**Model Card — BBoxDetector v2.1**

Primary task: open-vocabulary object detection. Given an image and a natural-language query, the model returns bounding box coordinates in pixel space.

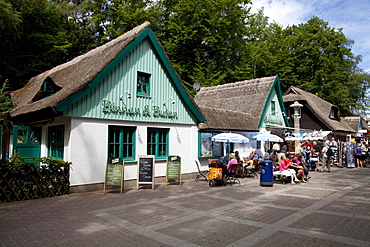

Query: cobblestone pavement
[1,166,370,247]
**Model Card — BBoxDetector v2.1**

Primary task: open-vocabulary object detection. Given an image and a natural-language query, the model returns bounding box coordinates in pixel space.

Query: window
[108,126,136,160]
[147,128,169,158]
[48,125,64,159]
[329,107,338,120]
[137,72,150,96]
[199,132,223,158]
[271,101,276,115]
[32,78,61,102]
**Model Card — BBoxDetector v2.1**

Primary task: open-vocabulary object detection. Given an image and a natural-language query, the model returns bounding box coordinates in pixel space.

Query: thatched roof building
[283,86,354,137]
[195,76,288,132]
[9,21,203,123]
[341,115,369,137]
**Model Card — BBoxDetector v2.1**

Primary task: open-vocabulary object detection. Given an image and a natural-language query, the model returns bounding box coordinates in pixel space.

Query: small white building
[8,22,205,192]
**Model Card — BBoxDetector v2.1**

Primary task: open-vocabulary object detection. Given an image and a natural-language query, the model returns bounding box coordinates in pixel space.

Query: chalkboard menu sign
[166,156,182,185]
[103,158,124,194]
[137,155,155,190]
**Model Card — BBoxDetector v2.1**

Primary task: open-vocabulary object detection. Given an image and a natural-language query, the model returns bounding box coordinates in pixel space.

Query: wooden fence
[0,157,70,202]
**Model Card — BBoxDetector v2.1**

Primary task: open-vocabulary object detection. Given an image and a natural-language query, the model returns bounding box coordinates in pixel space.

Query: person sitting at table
[227,153,238,168]
[249,149,262,160]
[234,151,241,162]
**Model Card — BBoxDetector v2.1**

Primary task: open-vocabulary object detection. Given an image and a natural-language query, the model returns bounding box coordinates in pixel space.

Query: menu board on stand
[166,155,182,185]
[103,158,124,194]
[137,155,155,190]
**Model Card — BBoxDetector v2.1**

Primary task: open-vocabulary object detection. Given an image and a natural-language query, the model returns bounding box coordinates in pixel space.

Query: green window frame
[108,126,136,161]
[147,128,169,159]
[198,132,224,158]
[47,125,64,159]
[137,71,150,96]
[271,101,276,115]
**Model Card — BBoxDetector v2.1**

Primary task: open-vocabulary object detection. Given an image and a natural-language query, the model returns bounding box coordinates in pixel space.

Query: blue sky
[250,0,370,73]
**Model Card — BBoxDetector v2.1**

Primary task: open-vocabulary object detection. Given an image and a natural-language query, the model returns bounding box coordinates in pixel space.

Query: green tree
[0,0,72,91]
[279,17,367,113]
[151,0,251,92]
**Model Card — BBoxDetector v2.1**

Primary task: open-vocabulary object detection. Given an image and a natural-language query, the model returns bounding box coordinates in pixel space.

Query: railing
[0,156,71,202]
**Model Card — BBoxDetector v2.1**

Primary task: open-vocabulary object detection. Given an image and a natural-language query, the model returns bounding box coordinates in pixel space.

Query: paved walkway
[1,166,370,247]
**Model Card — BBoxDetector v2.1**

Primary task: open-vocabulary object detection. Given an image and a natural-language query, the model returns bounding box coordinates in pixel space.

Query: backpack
[326,147,334,156]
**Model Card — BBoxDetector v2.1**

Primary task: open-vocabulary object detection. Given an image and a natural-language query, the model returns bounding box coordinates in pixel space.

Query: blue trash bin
[260,160,274,187]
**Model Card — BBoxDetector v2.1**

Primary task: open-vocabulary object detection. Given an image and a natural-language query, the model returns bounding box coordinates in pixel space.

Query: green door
[13,126,41,158]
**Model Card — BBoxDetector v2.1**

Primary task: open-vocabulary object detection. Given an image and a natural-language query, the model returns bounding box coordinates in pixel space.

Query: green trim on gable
[55,27,205,123]
[258,75,290,128]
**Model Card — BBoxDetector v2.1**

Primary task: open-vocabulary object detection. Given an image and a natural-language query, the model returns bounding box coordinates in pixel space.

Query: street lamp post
[290,101,303,148]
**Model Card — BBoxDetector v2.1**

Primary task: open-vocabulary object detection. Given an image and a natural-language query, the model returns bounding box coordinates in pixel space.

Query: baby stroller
[208,160,227,186]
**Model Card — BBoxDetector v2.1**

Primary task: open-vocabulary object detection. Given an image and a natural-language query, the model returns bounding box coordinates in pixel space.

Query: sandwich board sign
[137,155,155,190]
[166,155,182,185]
[103,157,124,194]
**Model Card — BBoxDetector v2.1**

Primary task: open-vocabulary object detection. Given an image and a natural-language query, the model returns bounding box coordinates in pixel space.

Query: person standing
[320,142,332,172]
[295,142,303,155]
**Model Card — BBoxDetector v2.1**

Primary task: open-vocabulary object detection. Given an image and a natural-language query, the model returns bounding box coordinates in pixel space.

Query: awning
[285,131,332,141]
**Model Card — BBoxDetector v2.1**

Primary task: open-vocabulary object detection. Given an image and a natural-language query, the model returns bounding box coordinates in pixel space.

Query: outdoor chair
[195,160,209,182]
[243,158,259,179]
[225,164,241,186]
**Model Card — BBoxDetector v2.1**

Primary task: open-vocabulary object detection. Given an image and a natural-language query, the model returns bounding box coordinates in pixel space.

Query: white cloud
[250,0,370,72]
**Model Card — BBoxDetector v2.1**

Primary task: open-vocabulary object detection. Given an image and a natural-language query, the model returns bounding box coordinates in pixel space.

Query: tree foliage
[0,0,369,115]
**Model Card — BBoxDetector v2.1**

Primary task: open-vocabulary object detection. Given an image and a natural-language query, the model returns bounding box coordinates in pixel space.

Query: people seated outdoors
[226,154,240,177]
[292,153,310,180]
[288,154,309,182]
[234,151,241,162]
[269,149,279,171]
[249,149,262,160]
[278,154,301,184]
[308,147,320,171]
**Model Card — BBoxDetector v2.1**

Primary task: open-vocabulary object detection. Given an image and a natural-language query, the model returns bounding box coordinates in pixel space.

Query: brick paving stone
[252,231,358,247]
[289,212,370,242]
[156,216,258,246]
[165,194,232,211]
[318,200,370,216]
[339,191,370,202]
[110,203,189,227]
[283,188,336,198]
[219,203,297,224]
[207,189,264,201]
[252,194,320,208]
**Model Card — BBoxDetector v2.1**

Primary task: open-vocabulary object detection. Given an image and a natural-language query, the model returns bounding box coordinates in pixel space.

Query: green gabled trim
[145,30,205,123]
[258,75,290,128]
[55,27,205,123]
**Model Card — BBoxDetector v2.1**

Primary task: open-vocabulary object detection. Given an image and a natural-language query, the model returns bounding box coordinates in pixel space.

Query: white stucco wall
[63,117,198,186]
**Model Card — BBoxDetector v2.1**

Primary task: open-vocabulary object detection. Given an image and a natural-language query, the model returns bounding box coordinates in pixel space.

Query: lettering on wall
[101,100,178,119]
[263,115,283,126]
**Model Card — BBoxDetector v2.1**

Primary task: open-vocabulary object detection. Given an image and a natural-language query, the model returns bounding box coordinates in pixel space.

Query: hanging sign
[137,155,155,190]
[166,155,182,185]
[103,158,124,194]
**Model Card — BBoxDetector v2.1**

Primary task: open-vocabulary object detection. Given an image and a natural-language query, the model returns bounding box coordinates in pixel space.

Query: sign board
[103,158,124,194]
[166,155,182,185]
[346,142,355,168]
[137,155,155,190]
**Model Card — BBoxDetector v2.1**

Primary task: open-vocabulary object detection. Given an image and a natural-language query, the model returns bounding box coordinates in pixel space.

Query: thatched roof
[10,22,151,119]
[195,76,277,131]
[198,107,257,131]
[341,116,369,132]
[283,86,354,133]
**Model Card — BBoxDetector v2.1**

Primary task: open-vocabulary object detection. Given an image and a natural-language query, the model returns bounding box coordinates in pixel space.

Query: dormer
[329,106,339,121]
[32,77,61,102]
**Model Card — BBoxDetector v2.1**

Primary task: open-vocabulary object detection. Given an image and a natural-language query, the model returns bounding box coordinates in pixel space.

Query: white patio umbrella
[252,133,283,142]
[212,133,250,143]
